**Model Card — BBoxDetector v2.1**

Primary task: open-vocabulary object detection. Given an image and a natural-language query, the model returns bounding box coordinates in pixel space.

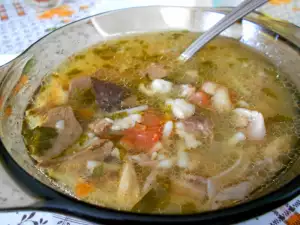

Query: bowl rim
[0,5,299,223]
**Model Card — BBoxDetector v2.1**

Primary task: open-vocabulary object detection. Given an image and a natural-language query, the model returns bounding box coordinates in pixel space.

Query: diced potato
[34,78,68,109]
[25,109,45,129]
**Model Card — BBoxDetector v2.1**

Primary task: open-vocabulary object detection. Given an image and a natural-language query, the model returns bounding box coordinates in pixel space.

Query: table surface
[0,0,299,224]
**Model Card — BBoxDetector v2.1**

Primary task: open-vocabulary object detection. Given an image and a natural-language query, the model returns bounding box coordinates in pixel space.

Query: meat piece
[92,78,129,112]
[211,182,251,210]
[141,63,168,80]
[121,95,138,108]
[88,118,113,136]
[182,115,214,139]
[84,137,109,151]
[38,106,83,162]
[68,76,92,98]
[39,139,113,167]
[171,178,206,200]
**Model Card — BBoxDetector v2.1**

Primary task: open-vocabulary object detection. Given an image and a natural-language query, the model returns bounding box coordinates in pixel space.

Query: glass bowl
[0,6,299,224]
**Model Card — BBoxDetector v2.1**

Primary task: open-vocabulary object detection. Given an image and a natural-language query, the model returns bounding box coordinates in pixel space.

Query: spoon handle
[178,0,268,62]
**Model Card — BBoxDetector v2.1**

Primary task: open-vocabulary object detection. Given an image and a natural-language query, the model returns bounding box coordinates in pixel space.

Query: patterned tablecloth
[0,0,299,225]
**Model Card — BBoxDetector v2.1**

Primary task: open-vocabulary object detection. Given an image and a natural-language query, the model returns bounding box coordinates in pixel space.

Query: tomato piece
[189,91,211,107]
[122,124,147,138]
[121,125,162,153]
[142,111,163,126]
[120,110,164,153]
[120,136,135,150]
[135,132,158,150]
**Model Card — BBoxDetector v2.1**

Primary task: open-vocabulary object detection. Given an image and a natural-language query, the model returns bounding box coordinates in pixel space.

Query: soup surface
[22,31,298,214]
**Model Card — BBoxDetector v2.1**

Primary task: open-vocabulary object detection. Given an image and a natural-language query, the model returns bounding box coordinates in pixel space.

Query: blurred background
[0,0,299,66]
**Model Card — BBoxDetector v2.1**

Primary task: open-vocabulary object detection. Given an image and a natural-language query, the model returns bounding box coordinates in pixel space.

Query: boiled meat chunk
[38,106,83,161]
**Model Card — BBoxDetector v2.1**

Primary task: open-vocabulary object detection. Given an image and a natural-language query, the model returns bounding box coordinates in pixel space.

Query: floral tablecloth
[0,0,299,224]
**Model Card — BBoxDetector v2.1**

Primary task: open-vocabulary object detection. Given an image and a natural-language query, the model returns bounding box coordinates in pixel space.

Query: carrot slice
[75,182,94,198]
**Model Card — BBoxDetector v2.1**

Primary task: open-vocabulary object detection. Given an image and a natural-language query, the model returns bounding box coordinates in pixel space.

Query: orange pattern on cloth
[286,213,300,225]
[79,5,89,10]
[38,5,74,19]
[269,0,292,5]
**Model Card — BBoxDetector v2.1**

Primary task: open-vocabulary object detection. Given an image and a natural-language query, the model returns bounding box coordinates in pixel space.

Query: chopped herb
[101,55,115,60]
[198,61,217,76]
[51,73,59,78]
[119,147,127,161]
[92,48,104,56]
[110,111,128,120]
[92,163,104,176]
[23,125,58,156]
[118,40,129,44]
[74,55,86,60]
[139,50,165,62]
[102,63,113,69]
[262,87,277,99]
[170,32,184,40]
[264,67,277,77]
[142,43,149,49]
[45,27,57,32]
[77,134,88,146]
[208,45,217,50]
[181,202,198,214]
[67,68,82,77]
[22,58,35,75]
[92,46,118,60]
[237,57,249,63]
[265,114,293,124]
[201,60,217,69]
[70,88,96,106]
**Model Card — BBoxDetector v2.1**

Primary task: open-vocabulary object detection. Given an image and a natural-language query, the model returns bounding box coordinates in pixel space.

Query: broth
[22,31,298,214]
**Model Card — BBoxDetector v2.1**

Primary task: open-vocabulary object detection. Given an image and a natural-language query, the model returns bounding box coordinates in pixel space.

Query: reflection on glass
[160,7,192,28]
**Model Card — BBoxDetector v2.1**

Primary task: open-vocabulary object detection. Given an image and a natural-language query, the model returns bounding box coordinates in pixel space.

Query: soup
[22,31,298,214]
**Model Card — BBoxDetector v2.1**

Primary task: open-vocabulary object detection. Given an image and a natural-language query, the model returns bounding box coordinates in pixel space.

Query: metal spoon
[178,0,268,62]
